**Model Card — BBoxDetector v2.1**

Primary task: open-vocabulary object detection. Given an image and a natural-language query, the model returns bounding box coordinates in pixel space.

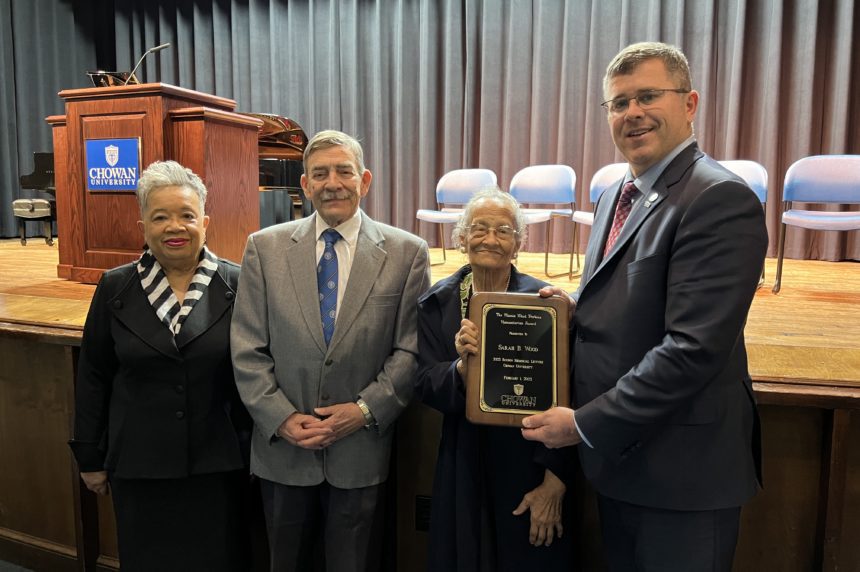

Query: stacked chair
[772,155,860,293]
[508,164,577,278]
[415,168,497,265]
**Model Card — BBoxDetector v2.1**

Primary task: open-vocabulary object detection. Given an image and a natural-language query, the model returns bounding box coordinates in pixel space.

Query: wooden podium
[48,83,262,283]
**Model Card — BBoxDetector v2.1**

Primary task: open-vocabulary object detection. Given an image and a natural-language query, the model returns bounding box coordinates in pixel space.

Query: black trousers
[260,478,384,572]
[597,494,741,572]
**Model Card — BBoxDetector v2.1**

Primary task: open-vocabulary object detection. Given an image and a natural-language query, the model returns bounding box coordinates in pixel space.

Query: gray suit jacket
[231,211,430,488]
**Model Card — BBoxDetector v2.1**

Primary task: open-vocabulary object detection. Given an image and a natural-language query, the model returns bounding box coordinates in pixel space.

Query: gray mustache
[320,190,352,200]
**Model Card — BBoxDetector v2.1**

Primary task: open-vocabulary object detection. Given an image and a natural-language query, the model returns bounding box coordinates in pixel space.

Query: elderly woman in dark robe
[415,187,574,571]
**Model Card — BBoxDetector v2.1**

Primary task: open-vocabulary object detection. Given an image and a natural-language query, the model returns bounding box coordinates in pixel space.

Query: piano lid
[19,152,56,196]
[240,113,308,161]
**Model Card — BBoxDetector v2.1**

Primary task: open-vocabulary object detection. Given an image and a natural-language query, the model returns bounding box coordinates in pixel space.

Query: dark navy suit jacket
[573,142,767,510]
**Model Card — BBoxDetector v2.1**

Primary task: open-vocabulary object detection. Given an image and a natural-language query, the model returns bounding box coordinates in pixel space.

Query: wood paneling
[80,112,148,253]
[736,405,824,570]
[168,107,261,264]
[0,334,80,570]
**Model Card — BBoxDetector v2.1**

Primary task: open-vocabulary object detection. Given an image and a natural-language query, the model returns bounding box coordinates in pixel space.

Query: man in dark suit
[231,130,430,571]
[522,42,768,570]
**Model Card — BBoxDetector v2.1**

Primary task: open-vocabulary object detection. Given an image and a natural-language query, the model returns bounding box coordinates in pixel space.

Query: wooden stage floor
[1,239,858,392]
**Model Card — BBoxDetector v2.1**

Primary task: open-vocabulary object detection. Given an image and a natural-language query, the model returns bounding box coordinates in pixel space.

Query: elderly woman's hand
[512,468,566,546]
[454,318,480,377]
[81,470,110,496]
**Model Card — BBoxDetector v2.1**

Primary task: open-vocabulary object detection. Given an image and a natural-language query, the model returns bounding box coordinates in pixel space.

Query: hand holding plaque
[465,292,570,427]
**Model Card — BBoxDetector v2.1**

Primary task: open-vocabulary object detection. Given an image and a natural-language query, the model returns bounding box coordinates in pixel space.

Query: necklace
[472,270,511,294]
[460,269,511,319]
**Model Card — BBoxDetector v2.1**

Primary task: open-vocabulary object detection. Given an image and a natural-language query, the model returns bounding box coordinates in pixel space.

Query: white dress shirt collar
[314,209,362,247]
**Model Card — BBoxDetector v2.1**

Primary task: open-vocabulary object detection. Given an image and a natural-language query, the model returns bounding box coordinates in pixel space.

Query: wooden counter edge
[0,321,83,346]
[753,380,860,409]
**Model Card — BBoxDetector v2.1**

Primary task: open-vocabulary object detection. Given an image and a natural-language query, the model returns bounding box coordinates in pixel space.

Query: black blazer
[70,258,250,479]
[573,143,767,511]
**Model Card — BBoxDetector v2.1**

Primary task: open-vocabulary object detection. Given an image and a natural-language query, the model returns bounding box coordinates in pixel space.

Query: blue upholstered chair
[415,168,497,265]
[571,162,627,276]
[719,160,768,203]
[772,155,860,293]
[719,160,769,286]
[508,164,577,278]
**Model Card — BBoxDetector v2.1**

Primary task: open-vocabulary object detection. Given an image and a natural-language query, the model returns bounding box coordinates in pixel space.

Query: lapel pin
[644,192,659,208]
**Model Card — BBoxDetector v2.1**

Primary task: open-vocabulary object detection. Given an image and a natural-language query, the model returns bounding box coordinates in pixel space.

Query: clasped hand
[277,403,366,449]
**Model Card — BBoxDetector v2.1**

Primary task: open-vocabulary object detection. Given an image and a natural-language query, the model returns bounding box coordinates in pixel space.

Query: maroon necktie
[603,182,638,257]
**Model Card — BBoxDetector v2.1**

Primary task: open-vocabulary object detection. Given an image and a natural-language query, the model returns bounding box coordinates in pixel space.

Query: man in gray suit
[231,130,430,571]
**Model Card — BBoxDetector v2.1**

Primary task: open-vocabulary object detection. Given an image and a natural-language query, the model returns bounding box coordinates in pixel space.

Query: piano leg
[42,220,54,246]
[18,218,26,246]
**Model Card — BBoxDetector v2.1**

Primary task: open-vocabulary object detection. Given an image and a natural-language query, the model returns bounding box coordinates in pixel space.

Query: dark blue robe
[415,264,574,572]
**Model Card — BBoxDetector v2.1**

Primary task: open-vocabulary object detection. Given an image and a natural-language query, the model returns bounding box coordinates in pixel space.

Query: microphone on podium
[123,43,171,86]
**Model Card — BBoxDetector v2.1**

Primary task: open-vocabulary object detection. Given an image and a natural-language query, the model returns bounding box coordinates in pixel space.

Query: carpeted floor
[0,562,33,572]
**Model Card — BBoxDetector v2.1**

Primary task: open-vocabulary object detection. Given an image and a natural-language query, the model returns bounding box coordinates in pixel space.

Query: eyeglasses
[468,223,518,240]
[601,88,690,115]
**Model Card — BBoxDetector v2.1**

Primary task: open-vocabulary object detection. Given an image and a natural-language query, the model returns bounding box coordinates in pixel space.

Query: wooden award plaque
[465,292,570,427]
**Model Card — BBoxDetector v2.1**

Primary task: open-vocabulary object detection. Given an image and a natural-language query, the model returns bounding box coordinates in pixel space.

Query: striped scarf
[136,246,219,336]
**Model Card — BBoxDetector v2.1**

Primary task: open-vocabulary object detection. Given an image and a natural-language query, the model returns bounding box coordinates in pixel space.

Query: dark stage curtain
[1,0,858,261]
[0,0,103,239]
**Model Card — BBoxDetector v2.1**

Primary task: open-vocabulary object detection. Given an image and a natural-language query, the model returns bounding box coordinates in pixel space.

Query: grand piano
[241,113,313,225]
[15,152,56,245]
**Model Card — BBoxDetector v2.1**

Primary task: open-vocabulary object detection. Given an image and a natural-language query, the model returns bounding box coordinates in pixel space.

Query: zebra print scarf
[136,246,219,336]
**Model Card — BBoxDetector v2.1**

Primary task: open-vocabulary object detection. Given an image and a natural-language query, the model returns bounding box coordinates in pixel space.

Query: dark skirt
[110,470,251,572]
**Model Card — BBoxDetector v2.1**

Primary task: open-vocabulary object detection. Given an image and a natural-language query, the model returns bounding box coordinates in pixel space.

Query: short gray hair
[603,41,692,99]
[303,129,366,174]
[452,187,527,248]
[136,160,207,214]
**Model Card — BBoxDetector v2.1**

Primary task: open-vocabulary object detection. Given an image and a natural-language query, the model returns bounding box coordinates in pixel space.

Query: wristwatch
[356,398,376,428]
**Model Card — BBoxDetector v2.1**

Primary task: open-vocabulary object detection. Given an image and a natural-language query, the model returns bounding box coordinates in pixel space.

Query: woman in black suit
[414,188,574,571]
[70,160,251,571]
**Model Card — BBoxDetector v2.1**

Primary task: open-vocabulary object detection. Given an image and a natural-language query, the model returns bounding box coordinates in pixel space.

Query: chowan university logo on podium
[85,138,141,191]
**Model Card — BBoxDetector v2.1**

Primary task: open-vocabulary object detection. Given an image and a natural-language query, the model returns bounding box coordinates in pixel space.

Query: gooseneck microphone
[123,43,171,86]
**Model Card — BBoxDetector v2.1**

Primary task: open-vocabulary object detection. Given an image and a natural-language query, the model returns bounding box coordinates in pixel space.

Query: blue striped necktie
[317,228,342,346]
